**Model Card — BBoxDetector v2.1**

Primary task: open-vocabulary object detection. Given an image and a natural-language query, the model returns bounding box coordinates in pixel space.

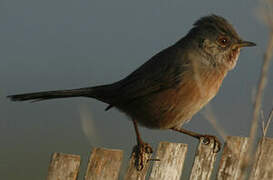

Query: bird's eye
[217,36,229,47]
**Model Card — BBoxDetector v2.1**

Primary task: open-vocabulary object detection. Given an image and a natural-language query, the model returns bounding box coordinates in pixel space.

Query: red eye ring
[218,36,229,46]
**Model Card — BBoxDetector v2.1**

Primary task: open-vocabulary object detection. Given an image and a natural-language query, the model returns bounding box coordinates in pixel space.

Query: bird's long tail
[7,87,95,102]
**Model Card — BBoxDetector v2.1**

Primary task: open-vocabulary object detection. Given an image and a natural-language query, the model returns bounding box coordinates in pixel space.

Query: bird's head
[187,15,256,70]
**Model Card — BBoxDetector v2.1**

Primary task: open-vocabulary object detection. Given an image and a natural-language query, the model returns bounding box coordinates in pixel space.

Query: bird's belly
[119,70,226,129]
[123,82,219,129]
[145,88,216,129]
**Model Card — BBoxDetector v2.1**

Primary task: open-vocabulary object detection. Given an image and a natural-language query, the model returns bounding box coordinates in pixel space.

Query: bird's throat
[227,48,240,70]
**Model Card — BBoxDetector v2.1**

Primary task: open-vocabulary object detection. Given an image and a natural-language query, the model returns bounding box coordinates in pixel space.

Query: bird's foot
[199,134,221,153]
[132,142,154,171]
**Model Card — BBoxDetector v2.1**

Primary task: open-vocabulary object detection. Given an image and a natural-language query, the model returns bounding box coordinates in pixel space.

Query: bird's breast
[146,68,227,129]
[121,67,227,129]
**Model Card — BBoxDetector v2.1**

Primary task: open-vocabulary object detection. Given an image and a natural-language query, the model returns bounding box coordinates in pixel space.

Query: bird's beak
[237,40,256,48]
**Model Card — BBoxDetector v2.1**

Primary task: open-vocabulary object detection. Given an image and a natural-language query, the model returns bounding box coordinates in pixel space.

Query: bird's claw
[199,135,221,153]
[132,142,153,171]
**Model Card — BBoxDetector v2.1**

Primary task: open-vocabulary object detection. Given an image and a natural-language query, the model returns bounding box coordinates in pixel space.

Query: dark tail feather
[7,87,94,102]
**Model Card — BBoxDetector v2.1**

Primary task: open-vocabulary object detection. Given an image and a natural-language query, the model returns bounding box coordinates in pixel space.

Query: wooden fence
[46,136,273,180]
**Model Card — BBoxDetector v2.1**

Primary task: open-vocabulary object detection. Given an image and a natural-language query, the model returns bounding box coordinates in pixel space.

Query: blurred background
[1,0,273,179]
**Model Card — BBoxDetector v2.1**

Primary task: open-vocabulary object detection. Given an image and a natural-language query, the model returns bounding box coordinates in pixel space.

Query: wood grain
[47,152,81,180]
[216,136,249,180]
[149,142,187,180]
[85,147,123,180]
[250,137,273,180]
[123,147,152,180]
[189,138,217,180]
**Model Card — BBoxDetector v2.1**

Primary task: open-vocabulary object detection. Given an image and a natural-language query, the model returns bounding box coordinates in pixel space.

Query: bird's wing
[105,45,187,108]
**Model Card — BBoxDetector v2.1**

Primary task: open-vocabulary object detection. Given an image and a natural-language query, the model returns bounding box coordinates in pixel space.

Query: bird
[8,14,256,170]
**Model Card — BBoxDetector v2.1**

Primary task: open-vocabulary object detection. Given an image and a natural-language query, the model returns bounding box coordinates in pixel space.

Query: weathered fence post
[149,142,188,180]
[46,137,273,179]
[47,153,81,180]
[189,138,217,180]
[85,147,123,180]
[124,148,152,180]
[216,136,249,180]
[250,137,273,180]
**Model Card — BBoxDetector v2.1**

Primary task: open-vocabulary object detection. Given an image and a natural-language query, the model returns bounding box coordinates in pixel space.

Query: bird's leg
[171,127,221,153]
[132,119,153,171]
